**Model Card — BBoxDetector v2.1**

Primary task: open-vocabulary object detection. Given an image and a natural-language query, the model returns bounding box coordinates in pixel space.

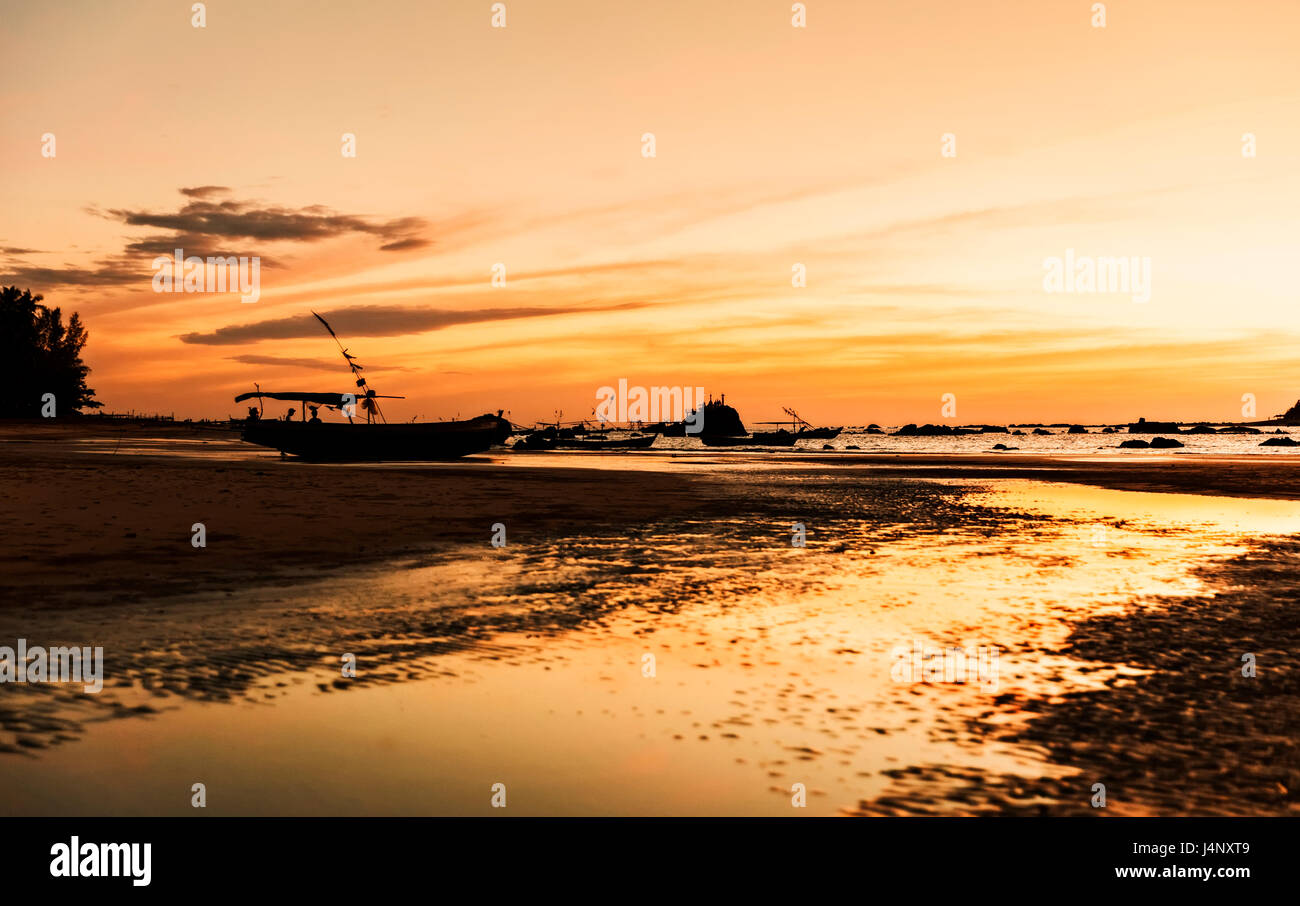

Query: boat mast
[782,407,811,431]
[312,311,386,424]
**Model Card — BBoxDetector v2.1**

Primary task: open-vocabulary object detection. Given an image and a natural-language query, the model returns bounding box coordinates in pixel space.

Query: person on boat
[246,407,259,422]
[307,406,321,424]
[284,407,296,422]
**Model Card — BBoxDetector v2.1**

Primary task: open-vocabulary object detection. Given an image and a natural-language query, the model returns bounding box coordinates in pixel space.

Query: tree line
[0,286,101,417]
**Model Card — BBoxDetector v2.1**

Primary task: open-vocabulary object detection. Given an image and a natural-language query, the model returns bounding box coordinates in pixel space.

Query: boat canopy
[235,391,350,405]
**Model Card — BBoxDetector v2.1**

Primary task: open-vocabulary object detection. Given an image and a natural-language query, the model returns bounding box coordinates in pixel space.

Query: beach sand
[1,421,1298,816]
[6,420,1300,606]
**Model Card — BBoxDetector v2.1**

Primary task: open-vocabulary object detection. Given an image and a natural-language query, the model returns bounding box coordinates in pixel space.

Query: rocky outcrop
[1276,400,1300,425]
[1113,436,1181,448]
[647,396,746,437]
[892,424,978,436]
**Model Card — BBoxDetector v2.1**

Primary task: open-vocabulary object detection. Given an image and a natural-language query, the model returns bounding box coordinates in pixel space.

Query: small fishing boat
[700,430,797,447]
[776,407,841,439]
[240,413,511,461]
[553,433,657,451]
[513,432,558,451]
[796,426,842,440]
[235,313,511,461]
[512,424,656,451]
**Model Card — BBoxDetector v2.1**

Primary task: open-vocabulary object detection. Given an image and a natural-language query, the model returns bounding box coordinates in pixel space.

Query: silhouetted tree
[0,286,102,416]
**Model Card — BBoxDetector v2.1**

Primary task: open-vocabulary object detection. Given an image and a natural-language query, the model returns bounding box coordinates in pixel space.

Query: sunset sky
[3,0,1298,425]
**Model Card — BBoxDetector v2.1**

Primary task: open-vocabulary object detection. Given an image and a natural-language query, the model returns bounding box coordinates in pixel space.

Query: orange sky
[3,0,1299,425]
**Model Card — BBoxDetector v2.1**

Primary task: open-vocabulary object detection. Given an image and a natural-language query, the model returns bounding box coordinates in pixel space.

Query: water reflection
[1,473,1295,815]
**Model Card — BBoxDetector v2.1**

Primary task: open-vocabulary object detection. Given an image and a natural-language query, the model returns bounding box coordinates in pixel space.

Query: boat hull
[552,434,657,451]
[240,415,511,461]
[700,432,798,447]
[797,427,842,440]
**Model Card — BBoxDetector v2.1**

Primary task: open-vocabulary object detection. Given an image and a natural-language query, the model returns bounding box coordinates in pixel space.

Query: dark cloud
[179,186,231,198]
[10,189,434,291]
[0,261,142,287]
[106,199,427,249]
[179,302,651,346]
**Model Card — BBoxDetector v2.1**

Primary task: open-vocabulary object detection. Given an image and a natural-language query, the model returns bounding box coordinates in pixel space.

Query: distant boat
[701,430,798,447]
[752,407,839,441]
[1127,417,1180,433]
[553,434,657,451]
[512,425,657,451]
[796,426,842,440]
[233,313,511,461]
[512,431,558,451]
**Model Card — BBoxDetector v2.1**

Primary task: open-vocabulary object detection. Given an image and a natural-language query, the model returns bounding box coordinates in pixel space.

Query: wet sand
[0,423,706,605]
[2,422,1298,816]
[793,453,1300,502]
[6,422,1300,606]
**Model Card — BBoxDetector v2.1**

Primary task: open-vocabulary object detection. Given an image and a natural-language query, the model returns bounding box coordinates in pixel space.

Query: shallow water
[1,467,1295,816]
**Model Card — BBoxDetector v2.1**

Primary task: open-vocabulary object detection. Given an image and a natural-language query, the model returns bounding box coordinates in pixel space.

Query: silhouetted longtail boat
[700,430,798,447]
[553,433,656,450]
[511,424,657,451]
[234,314,511,461]
[238,407,511,461]
[777,407,841,439]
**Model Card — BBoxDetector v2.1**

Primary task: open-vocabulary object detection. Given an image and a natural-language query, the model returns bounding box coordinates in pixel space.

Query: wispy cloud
[227,353,413,372]
[179,301,656,345]
[377,237,432,252]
